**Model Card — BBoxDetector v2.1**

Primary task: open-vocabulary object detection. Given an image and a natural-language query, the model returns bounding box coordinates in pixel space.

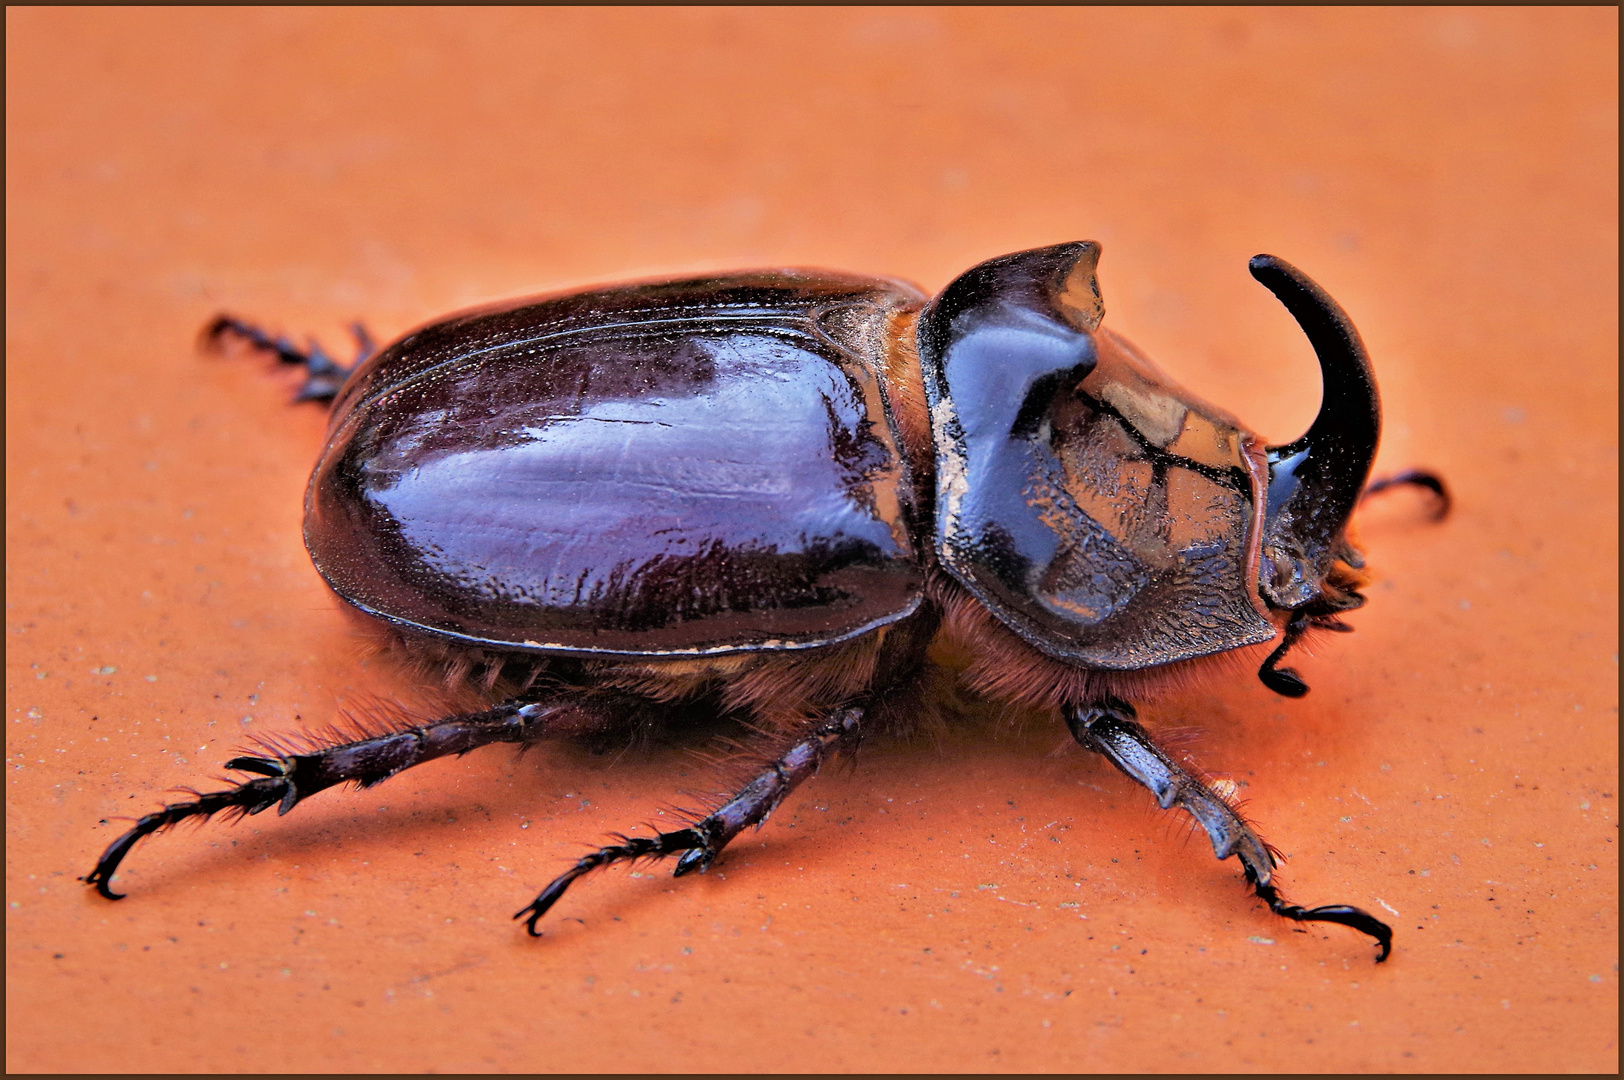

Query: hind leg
[86,699,562,899]
[516,704,865,935]
[201,314,376,403]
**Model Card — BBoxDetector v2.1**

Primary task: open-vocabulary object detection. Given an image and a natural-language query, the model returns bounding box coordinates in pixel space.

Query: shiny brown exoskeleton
[87,242,1448,962]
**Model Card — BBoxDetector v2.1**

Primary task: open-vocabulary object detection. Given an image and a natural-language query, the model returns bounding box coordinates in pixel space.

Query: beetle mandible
[87,242,1448,961]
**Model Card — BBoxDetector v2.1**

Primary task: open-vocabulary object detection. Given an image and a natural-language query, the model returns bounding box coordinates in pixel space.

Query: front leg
[1361,468,1451,520]
[516,704,865,935]
[1064,697,1392,962]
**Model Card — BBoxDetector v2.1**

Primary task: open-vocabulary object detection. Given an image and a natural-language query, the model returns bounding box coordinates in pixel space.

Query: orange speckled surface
[6,8,1616,1073]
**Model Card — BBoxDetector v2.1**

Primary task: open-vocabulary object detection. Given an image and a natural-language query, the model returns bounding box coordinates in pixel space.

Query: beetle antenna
[1258,615,1312,697]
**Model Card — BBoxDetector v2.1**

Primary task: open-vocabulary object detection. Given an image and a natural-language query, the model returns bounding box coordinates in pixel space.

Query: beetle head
[917,243,1380,672]
[1249,255,1380,616]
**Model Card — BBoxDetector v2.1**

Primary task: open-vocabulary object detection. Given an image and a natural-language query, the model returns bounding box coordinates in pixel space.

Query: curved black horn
[1251,255,1380,610]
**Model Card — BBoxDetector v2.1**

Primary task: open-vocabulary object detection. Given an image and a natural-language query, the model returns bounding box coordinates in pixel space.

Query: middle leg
[516,704,865,935]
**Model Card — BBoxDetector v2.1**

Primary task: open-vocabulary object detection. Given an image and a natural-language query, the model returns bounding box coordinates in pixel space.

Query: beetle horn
[1251,255,1380,610]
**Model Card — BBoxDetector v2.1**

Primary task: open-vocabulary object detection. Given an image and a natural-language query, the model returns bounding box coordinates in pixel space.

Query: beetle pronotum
[87,242,1445,961]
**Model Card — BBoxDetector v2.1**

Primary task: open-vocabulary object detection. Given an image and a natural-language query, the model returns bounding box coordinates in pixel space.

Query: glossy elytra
[87,242,1447,962]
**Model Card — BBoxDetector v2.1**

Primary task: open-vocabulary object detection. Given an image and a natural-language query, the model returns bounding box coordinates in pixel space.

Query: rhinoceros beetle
[87,242,1447,962]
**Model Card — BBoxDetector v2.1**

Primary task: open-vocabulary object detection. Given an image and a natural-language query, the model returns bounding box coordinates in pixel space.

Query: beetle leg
[200,314,374,403]
[1064,697,1392,962]
[515,704,865,936]
[85,700,560,900]
[1361,469,1451,520]
[346,321,378,366]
